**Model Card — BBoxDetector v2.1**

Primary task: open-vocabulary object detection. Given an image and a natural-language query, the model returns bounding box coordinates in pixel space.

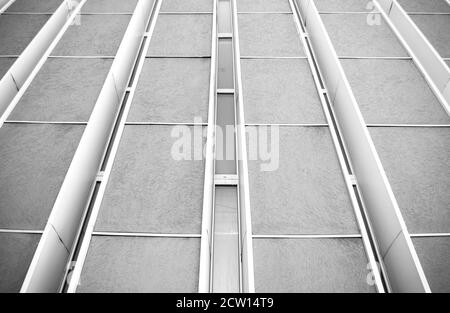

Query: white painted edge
[198,0,217,294]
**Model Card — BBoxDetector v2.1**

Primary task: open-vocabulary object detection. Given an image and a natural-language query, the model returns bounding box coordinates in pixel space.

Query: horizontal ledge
[410,233,450,238]
[240,56,306,59]
[237,12,293,14]
[146,55,211,58]
[5,120,88,125]
[407,12,450,15]
[159,12,212,15]
[245,123,328,127]
[124,122,208,126]
[92,232,201,238]
[48,55,116,59]
[0,229,44,235]
[366,124,450,128]
[1,12,53,15]
[319,11,380,14]
[2,12,133,15]
[338,56,413,60]
[253,234,362,239]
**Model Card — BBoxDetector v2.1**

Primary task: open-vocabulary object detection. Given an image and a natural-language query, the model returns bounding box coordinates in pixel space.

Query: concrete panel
[51,15,131,56]
[314,0,377,12]
[0,233,41,293]
[160,0,213,12]
[410,15,450,58]
[320,13,408,57]
[369,127,450,233]
[128,58,210,123]
[77,237,200,292]
[247,126,358,235]
[237,0,291,12]
[398,0,450,13]
[6,0,63,12]
[253,238,375,292]
[0,124,85,230]
[413,237,450,293]
[238,14,304,57]
[0,15,50,55]
[9,58,112,122]
[0,57,15,79]
[81,0,139,13]
[95,126,205,234]
[241,59,325,124]
[148,14,211,56]
[341,59,450,124]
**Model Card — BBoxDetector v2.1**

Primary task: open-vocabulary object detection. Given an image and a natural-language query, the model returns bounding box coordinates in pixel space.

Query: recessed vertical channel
[210,0,241,293]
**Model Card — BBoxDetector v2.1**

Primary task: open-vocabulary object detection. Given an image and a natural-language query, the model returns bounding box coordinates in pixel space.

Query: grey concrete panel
[10,58,112,122]
[237,0,291,12]
[51,15,131,56]
[6,0,63,12]
[148,15,212,57]
[95,126,205,234]
[238,14,304,57]
[0,124,85,230]
[253,238,375,292]
[314,0,378,12]
[0,233,41,293]
[411,15,450,58]
[241,59,325,124]
[399,0,450,13]
[0,57,15,79]
[320,13,408,57]
[78,237,200,292]
[369,127,450,233]
[81,0,139,13]
[0,15,50,55]
[247,126,358,235]
[413,237,450,293]
[160,0,213,12]
[446,60,450,67]
[128,58,210,123]
[341,59,450,124]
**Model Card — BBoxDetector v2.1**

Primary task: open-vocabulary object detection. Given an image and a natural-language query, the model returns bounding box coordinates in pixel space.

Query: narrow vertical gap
[60,181,101,293]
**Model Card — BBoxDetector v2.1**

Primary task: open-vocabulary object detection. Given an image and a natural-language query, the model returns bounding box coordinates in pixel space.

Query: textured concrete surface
[148,14,211,56]
[238,14,304,57]
[369,127,450,233]
[128,58,210,123]
[78,237,200,292]
[446,60,450,68]
[0,57,16,80]
[0,233,41,293]
[81,0,139,13]
[51,15,131,56]
[0,14,50,55]
[321,13,408,57]
[314,0,378,12]
[160,0,212,12]
[6,0,63,12]
[413,237,450,293]
[237,0,291,12]
[411,15,450,58]
[341,59,450,124]
[10,58,112,122]
[247,126,358,235]
[0,124,85,230]
[95,126,205,234]
[241,59,325,124]
[399,0,450,13]
[253,238,375,292]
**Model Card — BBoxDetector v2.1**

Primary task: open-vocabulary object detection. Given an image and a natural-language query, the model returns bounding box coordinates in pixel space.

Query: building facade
[0,0,449,293]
